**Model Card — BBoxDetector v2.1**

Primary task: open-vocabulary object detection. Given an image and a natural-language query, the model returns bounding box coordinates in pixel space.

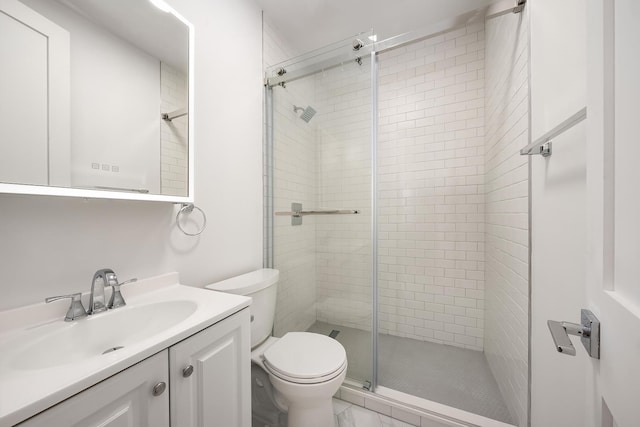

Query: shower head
[293,105,317,123]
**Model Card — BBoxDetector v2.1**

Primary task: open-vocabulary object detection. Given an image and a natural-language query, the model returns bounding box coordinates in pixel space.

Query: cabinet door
[19,351,169,427]
[170,309,251,427]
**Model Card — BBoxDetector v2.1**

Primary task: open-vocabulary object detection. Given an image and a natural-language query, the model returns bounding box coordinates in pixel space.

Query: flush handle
[152,382,166,396]
[182,365,194,378]
[547,309,600,359]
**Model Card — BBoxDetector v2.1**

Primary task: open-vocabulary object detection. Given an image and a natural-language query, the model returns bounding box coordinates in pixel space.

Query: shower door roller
[547,309,600,359]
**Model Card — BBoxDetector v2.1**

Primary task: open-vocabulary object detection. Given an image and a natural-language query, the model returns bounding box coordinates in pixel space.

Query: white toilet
[206,268,347,427]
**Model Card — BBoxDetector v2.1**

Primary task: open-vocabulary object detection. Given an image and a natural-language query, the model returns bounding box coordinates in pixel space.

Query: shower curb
[336,384,515,427]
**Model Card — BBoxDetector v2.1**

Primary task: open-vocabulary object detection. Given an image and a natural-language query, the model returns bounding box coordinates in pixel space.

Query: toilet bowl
[206,269,347,427]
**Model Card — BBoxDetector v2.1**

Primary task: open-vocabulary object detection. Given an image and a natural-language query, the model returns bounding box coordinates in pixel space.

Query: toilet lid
[263,332,346,380]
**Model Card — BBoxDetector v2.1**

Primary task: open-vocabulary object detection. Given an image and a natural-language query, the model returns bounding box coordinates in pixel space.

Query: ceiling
[255,0,495,54]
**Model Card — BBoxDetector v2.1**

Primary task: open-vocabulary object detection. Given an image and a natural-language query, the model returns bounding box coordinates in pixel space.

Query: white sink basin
[0,272,252,427]
[13,300,197,370]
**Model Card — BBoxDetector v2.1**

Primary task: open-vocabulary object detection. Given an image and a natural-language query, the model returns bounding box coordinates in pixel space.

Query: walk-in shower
[263,3,530,426]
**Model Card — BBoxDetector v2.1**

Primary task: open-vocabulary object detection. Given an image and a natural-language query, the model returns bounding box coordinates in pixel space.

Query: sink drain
[102,346,124,355]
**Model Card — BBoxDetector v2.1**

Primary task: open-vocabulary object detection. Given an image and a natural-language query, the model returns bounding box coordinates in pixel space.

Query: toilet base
[267,366,346,427]
[287,398,335,427]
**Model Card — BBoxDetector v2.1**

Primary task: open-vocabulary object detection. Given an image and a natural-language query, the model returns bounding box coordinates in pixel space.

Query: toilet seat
[264,358,347,384]
[262,332,347,384]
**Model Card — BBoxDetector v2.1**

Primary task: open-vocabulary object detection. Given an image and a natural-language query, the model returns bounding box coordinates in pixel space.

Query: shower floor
[307,321,513,424]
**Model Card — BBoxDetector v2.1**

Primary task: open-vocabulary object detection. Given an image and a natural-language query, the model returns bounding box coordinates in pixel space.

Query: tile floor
[310,322,512,423]
[333,398,415,427]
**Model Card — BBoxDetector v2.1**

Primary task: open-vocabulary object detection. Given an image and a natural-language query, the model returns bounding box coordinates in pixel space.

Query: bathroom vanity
[0,273,252,427]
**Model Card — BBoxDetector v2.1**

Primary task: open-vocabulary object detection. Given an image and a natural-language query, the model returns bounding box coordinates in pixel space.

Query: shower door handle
[547,309,600,359]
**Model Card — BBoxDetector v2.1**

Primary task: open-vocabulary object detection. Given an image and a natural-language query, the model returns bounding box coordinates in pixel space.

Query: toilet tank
[205,269,279,349]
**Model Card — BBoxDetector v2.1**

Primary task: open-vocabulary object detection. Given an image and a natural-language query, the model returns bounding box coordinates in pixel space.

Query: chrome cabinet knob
[183,365,194,378]
[152,381,166,396]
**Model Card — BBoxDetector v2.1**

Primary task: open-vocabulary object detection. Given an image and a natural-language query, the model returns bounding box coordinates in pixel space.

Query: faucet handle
[107,278,137,309]
[45,293,87,322]
[105,271,119,287]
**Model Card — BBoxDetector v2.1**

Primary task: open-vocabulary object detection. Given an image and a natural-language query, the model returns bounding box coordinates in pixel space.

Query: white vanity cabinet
[170,308,251,427]
[18,350,170,427]
[16,308,250,427]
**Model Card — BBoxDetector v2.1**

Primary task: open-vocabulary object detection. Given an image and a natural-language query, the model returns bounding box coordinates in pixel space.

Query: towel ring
[176,203,207,236]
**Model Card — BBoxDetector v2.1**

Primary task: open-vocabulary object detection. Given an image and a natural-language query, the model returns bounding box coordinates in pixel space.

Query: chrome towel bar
[520,107,587,157]
[275,209,360,216]
[276,203,360,225]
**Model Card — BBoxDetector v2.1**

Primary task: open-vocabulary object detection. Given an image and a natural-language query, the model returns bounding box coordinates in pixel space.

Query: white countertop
[0,273,251,427]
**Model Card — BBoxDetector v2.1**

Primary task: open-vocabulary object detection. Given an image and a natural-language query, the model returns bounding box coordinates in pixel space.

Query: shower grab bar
[520,107,587,157]
[162,107,188,122]
[275,203,359,226]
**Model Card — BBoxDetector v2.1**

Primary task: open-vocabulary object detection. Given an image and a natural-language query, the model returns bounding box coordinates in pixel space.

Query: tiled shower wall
[266,23,489,349]
[264,18,318,336]
[314,60,373,331]
[375,23,486,350]
[483,11,529,426]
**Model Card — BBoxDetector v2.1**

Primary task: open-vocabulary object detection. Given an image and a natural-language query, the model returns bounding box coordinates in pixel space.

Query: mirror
[0,0,193,201]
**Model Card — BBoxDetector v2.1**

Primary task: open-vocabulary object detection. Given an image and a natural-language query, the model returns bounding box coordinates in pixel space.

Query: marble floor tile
[333,399,417,427]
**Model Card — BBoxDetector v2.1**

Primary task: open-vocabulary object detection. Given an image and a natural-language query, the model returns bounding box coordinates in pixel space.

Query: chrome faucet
[88,268,118,315]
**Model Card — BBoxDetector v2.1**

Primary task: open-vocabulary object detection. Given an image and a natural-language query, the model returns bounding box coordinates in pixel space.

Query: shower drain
[102,346,124,355]
[329,330,340,339]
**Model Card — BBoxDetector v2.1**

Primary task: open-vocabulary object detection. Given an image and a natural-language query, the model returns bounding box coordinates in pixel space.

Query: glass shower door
[266,42,374,388]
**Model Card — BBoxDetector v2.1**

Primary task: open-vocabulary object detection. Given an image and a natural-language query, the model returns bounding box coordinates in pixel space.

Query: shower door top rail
[265,1,504,89]
[265,31,374,88]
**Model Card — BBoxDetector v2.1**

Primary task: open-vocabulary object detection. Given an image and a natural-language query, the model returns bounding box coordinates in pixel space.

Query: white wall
[0,0,263,310]
[529,1,588,427]
[483,9,529,426]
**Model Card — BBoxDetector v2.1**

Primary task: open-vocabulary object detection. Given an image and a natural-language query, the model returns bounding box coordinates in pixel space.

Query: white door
[531,1,640,426]
[0,0,70,187]
[585,0,640,425]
